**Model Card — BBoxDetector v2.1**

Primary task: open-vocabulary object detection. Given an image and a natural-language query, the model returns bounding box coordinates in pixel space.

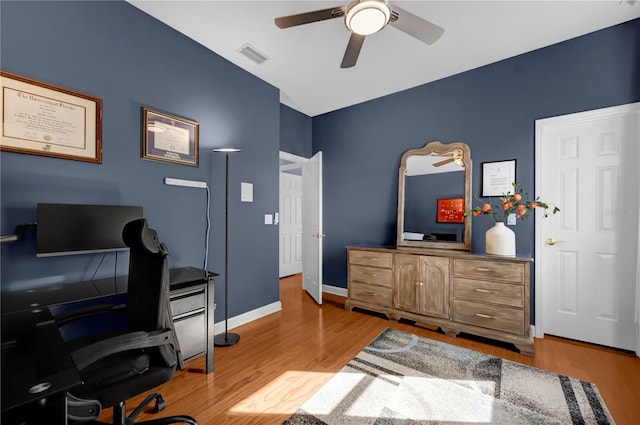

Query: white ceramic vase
[485,222,516,256]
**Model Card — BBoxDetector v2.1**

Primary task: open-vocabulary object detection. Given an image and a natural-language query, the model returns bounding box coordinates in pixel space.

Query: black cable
[114,250,118,294]
[90,253,107,295]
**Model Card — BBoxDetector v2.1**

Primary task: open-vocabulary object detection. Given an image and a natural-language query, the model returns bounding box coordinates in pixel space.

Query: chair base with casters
[68,392,197,425]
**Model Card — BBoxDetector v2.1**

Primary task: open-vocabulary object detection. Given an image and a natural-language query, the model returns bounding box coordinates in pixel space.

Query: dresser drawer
[349,281,393,306]
[349,250,393,268]
[452,278,524,308]
[453,259,525,283]
[453,299,524,335]
[349,265,393,287]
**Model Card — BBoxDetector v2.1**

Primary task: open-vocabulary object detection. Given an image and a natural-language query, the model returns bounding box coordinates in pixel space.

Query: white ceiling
[127,1,639,117]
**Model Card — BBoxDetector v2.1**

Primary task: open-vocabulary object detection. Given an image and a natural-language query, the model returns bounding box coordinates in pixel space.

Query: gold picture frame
[0,71,102,163]
[141,107,199,167]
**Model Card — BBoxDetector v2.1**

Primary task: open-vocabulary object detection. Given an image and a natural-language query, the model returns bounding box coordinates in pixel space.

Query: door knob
[312,233,326,239]
[545,238,565,246]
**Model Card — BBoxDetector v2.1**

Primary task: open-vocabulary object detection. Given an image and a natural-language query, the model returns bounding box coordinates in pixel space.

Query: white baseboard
[213,285,346,335]
[214,301,282,335]
[323,284,347,297]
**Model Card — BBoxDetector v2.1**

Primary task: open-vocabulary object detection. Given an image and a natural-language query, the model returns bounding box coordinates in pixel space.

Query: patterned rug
[283,328,614,424]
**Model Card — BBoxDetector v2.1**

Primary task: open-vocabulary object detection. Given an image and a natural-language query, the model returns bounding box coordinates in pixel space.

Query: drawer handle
[170,287,206,301]
[475,313,495,319]
[476,267,492,272]
[415,281,424,287]
[475,288,498,294]
[366,273,377,277]
[173,307,206,321]
[367,291,377,296]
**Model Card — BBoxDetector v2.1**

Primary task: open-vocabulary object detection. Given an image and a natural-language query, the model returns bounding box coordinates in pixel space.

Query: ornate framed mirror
[396,141,472,251]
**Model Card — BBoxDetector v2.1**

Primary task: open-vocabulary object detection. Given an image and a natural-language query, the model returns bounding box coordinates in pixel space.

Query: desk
[1,307,81,424]
[1,267,216,374]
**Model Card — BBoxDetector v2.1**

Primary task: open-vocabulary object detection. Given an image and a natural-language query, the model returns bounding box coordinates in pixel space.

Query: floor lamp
[213,148,241,347]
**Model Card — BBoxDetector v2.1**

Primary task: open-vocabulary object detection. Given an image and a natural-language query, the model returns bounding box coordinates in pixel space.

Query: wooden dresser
[345,245,533,355]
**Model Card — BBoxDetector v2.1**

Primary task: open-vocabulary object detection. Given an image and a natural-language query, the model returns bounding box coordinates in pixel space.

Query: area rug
[283,328,614,424]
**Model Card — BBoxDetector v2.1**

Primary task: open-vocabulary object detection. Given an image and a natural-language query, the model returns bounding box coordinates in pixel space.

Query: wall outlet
[507,213,517,225]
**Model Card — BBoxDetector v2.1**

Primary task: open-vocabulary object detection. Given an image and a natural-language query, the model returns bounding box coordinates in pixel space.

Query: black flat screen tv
[36,203,143,257]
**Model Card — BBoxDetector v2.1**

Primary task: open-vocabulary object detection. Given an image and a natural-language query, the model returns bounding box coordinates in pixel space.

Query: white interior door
[302,151,323,304]
[535,103,639,351]
[279,171,303,277]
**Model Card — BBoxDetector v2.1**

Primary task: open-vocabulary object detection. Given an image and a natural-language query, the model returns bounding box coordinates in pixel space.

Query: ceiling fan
[274,0,445,68]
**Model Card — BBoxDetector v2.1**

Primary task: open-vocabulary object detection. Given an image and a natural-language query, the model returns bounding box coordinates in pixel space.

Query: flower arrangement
[468,182,559,223]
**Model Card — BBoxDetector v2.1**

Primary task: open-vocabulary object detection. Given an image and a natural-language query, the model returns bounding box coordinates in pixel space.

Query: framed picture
[141,107,199,167]
[436,197,465,223]
[0,71,102,163]
[482,159,517,197]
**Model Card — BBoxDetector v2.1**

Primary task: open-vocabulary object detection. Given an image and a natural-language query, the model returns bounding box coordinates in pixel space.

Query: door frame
[534,102,640,340]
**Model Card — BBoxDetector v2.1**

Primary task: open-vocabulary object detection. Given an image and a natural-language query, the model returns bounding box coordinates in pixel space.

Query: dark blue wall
[280,104,312,158]
[314,19,640,296]
[0,1,280,322]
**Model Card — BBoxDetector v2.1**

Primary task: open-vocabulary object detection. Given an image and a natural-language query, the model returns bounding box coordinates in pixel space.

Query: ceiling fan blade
[433,157,456,167]
[275,7,345,29]
[341,33,365,68]
[389,6,445,45]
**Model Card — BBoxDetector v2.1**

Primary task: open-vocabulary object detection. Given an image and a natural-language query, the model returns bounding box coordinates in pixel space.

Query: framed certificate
[141,107,199,167]
[436,197,465,223]
[482,159,516,197]
[0,71,102,163]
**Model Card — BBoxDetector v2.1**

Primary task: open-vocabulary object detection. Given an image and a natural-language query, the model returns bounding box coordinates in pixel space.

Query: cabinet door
[418,256,450,319]
[394,254,419,312]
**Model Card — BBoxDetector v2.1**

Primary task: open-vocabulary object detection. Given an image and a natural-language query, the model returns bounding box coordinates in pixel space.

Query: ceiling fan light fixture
[345,0,391,36]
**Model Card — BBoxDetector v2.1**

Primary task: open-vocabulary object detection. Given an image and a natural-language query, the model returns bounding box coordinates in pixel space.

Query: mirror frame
[396,140,472,251]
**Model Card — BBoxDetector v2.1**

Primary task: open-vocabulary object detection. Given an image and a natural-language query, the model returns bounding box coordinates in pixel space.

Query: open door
[535,103,640,352]
[302,151,323,304]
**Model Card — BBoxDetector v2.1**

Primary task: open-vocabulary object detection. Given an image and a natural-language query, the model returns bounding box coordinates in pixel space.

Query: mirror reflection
[397,141,471,251]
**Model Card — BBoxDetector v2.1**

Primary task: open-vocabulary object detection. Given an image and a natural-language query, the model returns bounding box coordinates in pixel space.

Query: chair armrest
[54,304,126,327]
[71,328,175,370]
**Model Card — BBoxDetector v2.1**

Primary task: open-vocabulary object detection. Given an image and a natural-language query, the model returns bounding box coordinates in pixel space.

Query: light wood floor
[106,274,640,425]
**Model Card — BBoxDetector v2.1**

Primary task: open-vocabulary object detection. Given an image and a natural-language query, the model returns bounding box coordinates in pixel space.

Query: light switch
[507,213,517,226]
[264,214,273,225]
[241,182,253,202]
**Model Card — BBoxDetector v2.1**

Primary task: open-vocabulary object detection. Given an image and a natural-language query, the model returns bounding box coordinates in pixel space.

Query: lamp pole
[213,148,241,347]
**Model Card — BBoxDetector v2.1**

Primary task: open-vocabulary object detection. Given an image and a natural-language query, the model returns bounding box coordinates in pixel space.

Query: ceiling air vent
[238,43,269,65]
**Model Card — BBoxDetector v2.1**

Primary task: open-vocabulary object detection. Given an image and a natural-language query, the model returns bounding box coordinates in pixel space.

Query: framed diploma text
[142,107,199,167]
[482,159,517,197]
[0,71,102,163]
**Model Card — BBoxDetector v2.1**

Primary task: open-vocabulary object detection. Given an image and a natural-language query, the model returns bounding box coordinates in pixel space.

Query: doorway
[279,151,324,304]
[279,152,304,278]
[535,103,640,352]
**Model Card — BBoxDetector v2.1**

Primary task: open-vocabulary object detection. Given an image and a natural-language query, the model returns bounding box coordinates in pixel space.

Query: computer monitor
[36,203,143,257]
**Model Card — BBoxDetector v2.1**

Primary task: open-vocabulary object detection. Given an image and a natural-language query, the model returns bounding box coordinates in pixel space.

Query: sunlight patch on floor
[230,370,336,415]
[231,369,497,422]
[304,373,496,423]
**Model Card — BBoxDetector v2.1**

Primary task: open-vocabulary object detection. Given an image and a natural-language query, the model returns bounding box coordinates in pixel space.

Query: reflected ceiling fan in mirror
[433,149,464,167]
[274,0,445,68]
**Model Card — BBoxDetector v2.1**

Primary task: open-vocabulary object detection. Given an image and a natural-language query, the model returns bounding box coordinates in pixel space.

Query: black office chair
[55,219,198,425]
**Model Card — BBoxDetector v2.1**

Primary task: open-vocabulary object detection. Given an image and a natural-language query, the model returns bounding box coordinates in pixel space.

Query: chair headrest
[122,218,167,255]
